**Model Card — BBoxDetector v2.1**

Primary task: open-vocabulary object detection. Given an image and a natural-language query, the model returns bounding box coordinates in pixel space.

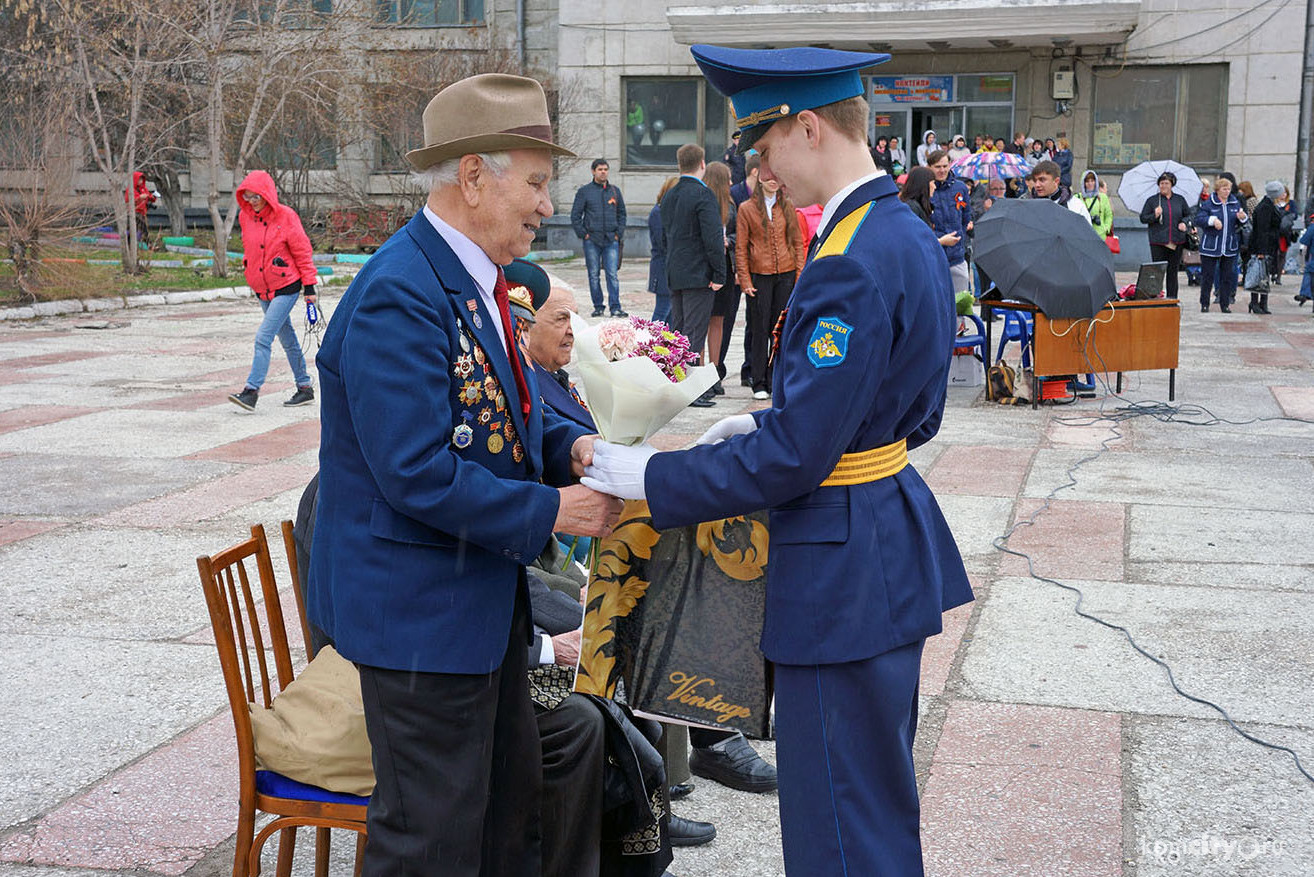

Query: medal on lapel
[459,333,471,354]
[487,432,505,454]
[452,412,475,450]
[472,312,483,329]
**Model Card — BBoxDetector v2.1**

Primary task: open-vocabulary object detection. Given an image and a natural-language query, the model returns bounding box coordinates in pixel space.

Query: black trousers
[741,296,757,382]
[357,587,541,877]
[1150,243,1183,299]
[749,271,795,392]
[670,287,716,365]
[537,694,605,877]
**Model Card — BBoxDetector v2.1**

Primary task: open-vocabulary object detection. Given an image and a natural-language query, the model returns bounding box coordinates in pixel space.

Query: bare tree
[0,84,88,301]
[0,0,197,275]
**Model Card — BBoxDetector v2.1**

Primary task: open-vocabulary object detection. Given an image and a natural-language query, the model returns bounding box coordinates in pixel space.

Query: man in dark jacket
[723,130,747,185]
[571,159,628,317]
[661,143,726,408]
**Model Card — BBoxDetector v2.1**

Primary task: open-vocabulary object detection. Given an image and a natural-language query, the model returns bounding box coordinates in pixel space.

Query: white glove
[581,440,657,500]
[696,413,758,445]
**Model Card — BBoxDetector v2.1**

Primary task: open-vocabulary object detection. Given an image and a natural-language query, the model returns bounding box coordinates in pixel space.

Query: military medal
[452,412,475,449]
[503,419,516,441]
[472,312,483,329]
[454,353,475,379]
[466,299,478,312]
[487,433,504,454]
[512,441,524,463]
[459,333,471,353]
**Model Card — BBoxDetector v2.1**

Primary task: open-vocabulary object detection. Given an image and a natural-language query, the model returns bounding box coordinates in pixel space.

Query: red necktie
[492,267,533,424]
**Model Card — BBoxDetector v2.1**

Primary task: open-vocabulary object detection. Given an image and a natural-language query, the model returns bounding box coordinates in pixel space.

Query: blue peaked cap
[691,45,891,153]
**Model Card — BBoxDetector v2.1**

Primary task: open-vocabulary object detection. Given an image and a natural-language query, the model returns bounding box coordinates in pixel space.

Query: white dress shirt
[423,204,507,349]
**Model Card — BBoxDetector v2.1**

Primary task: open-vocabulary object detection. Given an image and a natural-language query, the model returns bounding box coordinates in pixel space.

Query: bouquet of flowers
[570,313,717,446]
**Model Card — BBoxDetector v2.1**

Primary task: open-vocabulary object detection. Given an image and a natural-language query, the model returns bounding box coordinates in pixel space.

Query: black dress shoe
[668,814,716,847]
[1220,306,1232,313]
[591,306,605,317]
[711,380,725,395]
[668,782,694,801]
[689,391,716,408]
[611,309,629,317]
[689,734,778,793]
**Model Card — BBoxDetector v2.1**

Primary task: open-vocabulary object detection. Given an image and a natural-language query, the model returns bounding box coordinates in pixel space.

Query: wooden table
[981,298,1180,408]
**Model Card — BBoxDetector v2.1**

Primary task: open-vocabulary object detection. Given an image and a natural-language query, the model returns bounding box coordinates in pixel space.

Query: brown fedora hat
[405,73,576,171]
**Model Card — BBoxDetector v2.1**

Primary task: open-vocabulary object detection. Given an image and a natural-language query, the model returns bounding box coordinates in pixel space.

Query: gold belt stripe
[820,439,908,486]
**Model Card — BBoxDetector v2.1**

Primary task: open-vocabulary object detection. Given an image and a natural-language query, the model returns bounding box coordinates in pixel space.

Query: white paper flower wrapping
[569,313,718,446]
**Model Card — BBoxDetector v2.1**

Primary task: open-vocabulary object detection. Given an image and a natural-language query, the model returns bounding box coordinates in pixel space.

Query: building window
[377,0,484,27]
[236,0,332,27]
[1091,64,1227,169]
[622,78,728,170]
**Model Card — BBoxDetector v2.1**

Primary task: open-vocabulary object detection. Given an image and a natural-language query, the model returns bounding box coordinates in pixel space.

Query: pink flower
[596,320,638,361]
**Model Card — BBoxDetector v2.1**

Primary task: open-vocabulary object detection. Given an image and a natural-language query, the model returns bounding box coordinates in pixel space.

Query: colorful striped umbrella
[949,151,1033,180]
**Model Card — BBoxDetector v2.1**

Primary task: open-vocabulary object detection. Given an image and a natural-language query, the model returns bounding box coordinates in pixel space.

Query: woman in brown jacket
[735,176,806,398]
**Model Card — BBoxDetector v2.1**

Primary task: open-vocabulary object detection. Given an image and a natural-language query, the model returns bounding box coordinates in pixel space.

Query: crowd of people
[584,122,1310,400]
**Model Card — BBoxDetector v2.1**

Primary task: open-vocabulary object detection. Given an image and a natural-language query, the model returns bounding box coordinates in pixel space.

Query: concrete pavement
[0,259,1311,876]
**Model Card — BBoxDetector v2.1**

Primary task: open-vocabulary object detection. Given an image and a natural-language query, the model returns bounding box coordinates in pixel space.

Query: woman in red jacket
[227,170,319,410]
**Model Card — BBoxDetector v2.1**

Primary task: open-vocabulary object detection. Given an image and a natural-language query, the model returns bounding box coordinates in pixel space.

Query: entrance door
[910,106,963,164]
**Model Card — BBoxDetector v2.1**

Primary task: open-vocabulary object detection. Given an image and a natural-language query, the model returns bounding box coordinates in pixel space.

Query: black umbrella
[973,198,1117,320]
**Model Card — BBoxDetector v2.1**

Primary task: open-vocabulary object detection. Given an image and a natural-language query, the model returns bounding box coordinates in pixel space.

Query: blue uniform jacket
[930,174,972,266]
[309,212,588,674]
[644,175,972,666]
[533,363,596,432]
[1196,194,1245,257]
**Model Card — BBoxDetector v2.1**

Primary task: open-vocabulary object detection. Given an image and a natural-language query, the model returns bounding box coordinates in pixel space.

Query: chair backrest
[196,524,296,784]
[280,518,317,661]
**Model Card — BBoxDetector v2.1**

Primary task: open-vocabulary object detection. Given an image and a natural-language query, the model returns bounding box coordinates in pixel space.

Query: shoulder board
[816,202,874,259]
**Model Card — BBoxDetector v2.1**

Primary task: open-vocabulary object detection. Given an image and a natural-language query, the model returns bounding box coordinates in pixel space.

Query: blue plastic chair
[996,310,1033,369]
[954,314,989,385]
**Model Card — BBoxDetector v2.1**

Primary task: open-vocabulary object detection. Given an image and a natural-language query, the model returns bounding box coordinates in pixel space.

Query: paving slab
[924,445,1035,498]
[959,577,1314,728]
[0,714,236,876]
[933,494,1016,568]
[0,409,308,460]
[98,462,318,529]
[1127,716,1314,877]
[0,636,220,829]
[1022,448,1314,511]
[1128,503,1314,591]
[0,455,233,517]
[0,526,224,640]
[921,701,1122,877]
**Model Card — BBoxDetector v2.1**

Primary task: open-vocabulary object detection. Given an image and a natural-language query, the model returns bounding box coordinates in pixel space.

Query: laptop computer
[1132,261,1168,300]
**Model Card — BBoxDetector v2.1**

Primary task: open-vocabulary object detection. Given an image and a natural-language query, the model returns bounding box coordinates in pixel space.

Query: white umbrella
[1116,160,1203,212]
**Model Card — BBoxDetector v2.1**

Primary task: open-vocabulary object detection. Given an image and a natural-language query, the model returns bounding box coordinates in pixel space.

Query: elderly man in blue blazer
[308,73,622,876]
[585,47,972,877]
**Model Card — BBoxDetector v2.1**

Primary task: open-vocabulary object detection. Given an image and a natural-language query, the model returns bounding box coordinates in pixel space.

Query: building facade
[11,0,1306,254]
[550,0,1308,231]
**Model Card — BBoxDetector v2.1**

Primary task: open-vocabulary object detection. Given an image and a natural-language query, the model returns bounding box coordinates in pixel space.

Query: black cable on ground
[992,314,1314,785]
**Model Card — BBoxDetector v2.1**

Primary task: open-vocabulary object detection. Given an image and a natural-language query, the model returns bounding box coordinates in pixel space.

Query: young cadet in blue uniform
[309,74,621,875]
[583,46,972,877]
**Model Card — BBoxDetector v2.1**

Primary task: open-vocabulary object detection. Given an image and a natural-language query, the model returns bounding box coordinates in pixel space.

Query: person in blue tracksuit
[583,45,972,877]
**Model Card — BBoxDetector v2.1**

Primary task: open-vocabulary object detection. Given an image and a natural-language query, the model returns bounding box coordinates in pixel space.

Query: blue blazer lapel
[404,212,541,475]
[534,364,596,431]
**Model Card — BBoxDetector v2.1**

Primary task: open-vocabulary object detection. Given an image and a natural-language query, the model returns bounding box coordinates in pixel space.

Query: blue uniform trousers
[775,639,925,877]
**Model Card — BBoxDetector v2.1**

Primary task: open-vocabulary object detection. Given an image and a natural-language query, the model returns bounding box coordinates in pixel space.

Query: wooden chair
[197,523,368,877]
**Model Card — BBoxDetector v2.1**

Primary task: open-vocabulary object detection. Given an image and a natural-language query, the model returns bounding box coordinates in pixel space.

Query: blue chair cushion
[256,770,370,806]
